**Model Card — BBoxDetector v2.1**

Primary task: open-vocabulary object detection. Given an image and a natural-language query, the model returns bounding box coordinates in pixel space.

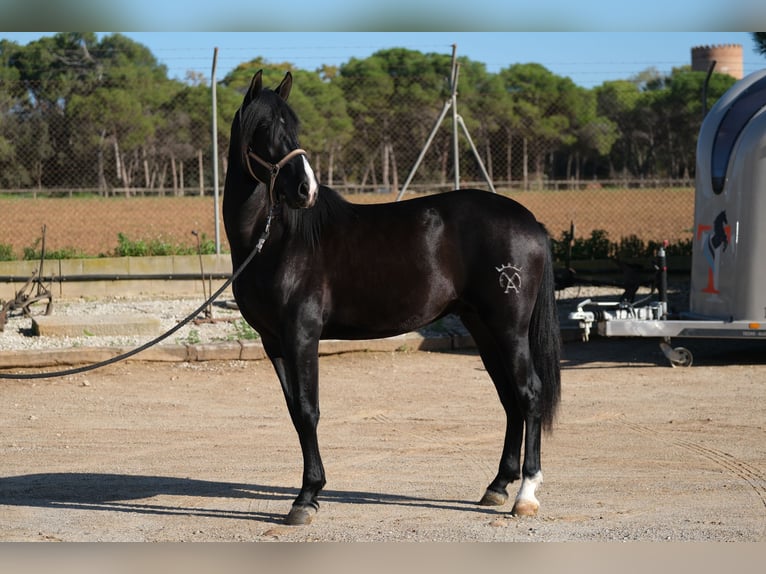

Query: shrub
[0,243,13,261]
[552,228,693,263]
[22,238,85,260]
[111,232,217,257]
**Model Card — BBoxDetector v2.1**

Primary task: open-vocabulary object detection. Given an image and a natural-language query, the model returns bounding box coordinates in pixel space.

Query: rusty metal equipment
[189,229,236,326]
[0,226,53,332]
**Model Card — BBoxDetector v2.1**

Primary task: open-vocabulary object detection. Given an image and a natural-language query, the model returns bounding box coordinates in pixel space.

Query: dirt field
[1,337,763,542]
[0,188,694,257]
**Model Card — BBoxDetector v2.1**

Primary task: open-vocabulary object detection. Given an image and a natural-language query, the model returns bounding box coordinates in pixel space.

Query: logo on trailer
[697,210,730,294]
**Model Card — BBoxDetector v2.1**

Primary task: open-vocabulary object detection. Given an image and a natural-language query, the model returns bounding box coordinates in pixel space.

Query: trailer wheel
[669,347,693,368]
[660,341,694,368]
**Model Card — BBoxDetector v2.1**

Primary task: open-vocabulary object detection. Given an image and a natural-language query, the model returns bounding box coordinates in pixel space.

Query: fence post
[211,47,221,255]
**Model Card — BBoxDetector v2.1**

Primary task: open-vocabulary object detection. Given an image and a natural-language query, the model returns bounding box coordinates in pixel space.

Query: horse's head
[235,70,318,209]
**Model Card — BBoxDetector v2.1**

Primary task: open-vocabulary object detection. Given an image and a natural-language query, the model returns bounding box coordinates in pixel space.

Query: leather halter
[244,147,309,254]
[245,147,309,207]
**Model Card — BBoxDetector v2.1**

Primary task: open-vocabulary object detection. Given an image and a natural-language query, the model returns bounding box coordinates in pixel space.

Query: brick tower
[691,44,744,79]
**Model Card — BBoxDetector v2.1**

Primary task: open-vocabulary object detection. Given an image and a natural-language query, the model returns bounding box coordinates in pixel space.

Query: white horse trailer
[570,69,766,366]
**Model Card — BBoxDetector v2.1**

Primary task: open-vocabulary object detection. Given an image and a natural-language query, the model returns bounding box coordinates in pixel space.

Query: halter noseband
[245,147,309,207]
[245,147,309,254]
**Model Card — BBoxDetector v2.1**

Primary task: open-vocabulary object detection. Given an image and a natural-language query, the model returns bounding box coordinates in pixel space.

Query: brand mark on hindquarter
[495,263,522,294]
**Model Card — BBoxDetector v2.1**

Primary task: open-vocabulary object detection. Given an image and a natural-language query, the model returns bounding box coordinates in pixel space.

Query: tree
[88,33,178,194]
[0,40,24,187]
[595,80,642,178]
[5,32,180,193]
[643,67,735,179]
[339,48,454,189]
[288,70,352,187]
[8,33,102,188]
[752,32,766,57]
[559,86,618,181]
[449,58,506,185]
[499,63,578,188]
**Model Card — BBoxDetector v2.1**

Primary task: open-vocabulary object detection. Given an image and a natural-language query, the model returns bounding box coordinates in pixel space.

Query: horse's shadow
[0,473,497,524]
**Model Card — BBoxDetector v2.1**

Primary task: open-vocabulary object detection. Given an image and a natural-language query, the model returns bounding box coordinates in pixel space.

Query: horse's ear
[276,71,292,101]
[243,70,263,107]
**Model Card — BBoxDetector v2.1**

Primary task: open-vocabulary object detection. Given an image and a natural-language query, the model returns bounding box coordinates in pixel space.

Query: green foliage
[552,228,693,262]
[0,231,220,260]
[111,232,216,257]
[186,329,201,345]
[0,33,748,227]
[233,319,259,340]
[754,33,766,57]
[21,237,86,261]
[0,243,14,261]
[23,246,86,260]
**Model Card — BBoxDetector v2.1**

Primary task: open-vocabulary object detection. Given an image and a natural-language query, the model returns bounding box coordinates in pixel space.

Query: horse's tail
[529,226,562,431]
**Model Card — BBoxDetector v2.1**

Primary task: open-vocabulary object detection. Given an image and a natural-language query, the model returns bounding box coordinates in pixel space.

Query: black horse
[223,70,561,525]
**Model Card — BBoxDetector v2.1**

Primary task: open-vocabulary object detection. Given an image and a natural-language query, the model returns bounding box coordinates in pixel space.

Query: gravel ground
[0,284,653,354]
[0,296,246,352]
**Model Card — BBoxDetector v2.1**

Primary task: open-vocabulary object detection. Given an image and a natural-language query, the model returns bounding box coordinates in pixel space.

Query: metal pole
[450,47,460,190]
[396,43,497,200]
[211,47,221,255]
[396,99,453,200]
[702,60,716,118]
[456,114,496,193]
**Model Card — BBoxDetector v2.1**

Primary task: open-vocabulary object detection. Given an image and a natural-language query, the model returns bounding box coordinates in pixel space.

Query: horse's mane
[237,84,357,250]
[284,184,359,250]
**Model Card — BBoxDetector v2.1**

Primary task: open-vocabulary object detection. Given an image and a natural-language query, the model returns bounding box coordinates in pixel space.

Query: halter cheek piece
[245,147,309,253]
[245,147,309,207]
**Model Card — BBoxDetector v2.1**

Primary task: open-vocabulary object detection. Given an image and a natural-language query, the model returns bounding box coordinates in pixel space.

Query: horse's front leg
[278,333,325,526]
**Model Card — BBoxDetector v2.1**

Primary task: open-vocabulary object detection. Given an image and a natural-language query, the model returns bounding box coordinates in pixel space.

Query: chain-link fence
[1,64,710,262]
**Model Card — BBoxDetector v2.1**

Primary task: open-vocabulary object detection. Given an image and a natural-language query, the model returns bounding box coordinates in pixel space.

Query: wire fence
[1,75,700,262]
[0,185,695,263]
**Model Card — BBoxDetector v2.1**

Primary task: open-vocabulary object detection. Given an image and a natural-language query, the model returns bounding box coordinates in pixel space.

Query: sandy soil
[0,188,693,258]
[1,336,764,542]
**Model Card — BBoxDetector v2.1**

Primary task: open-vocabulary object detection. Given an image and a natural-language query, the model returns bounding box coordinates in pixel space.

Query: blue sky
[2,32,763,88]
[3,1,766,32]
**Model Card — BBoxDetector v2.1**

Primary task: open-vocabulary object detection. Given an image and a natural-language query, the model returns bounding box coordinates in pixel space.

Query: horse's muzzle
[296,155,319,208]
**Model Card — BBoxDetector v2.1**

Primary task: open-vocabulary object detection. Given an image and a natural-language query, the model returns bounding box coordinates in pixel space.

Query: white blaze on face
[302,155,319,206]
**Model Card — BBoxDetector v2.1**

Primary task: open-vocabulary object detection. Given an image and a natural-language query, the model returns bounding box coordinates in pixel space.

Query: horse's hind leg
[462,313,544,516]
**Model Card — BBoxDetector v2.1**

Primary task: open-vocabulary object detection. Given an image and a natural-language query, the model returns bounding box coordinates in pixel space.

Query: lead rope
[0,202,276,381]
[0,151,306,380]
[0,241,268,379]
[0,240,262,380]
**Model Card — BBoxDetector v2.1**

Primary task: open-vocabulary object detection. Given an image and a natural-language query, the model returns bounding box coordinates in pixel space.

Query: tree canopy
[0,32,756,195]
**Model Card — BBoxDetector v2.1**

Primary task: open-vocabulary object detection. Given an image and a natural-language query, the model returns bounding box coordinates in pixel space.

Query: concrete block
[188,342,242,361]
[127,256,169,276]
[239,341,267,361]
[451,333,476,350]
[134,344,190,362]
[81,258,129,276]
[32,314,162,338]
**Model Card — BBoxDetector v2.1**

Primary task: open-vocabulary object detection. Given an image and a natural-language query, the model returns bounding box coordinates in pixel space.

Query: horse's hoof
[511,499,539,517]
[478,489,508,506]
[284,505,317,526]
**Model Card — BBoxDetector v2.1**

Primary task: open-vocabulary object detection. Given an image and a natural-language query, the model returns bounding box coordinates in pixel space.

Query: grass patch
[232,319,259,341]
